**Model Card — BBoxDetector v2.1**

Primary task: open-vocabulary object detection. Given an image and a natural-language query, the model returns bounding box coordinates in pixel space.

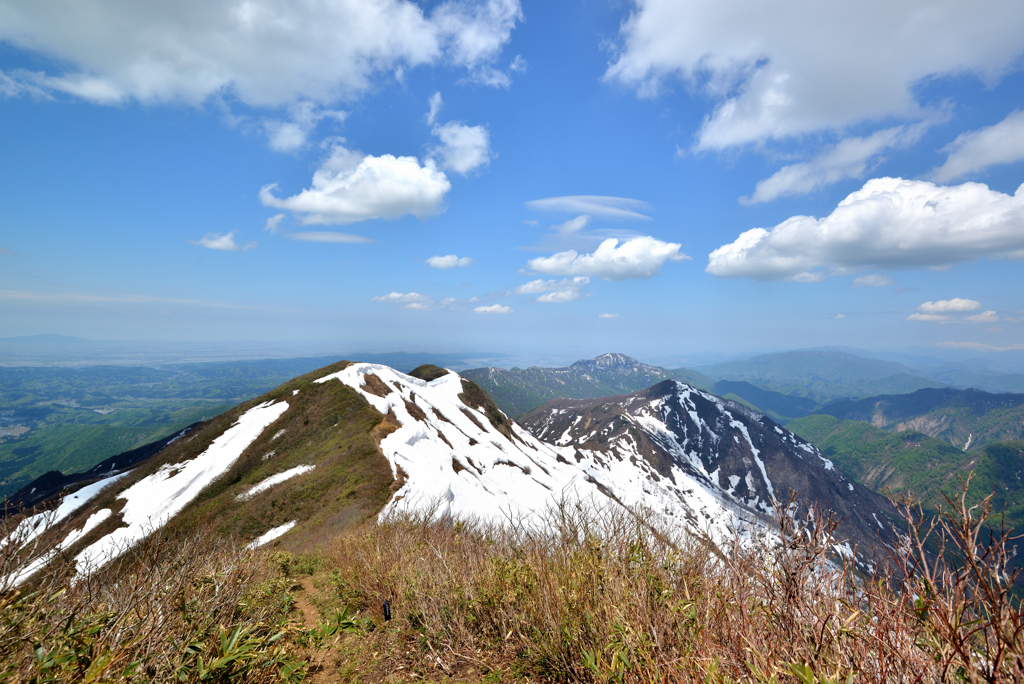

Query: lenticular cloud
[707,178,1024,281]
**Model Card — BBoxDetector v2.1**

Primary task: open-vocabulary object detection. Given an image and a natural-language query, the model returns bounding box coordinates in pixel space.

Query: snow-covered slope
[10,360,901,582]
[521,380,902,565]
[316,364,790,541]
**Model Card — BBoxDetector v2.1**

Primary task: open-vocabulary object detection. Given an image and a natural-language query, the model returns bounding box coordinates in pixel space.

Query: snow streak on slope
[315,364,753,539]
[237,464,315,501]
[2,473,127,551]
[74,400,288,572]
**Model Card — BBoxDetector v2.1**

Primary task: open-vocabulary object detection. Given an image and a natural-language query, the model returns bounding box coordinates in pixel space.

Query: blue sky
[1,0,1024,362]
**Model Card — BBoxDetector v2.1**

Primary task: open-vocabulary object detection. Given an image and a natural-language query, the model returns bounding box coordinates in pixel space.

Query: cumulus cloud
[288,231,372,243]
[908,299,995,323]
[528,237,688,280]
[430,121,491,174]
[260,141,451,225]
[707,177,1024,281]
[474,304,512,314]
[932,110,1024,182]
[605,0,1024,150]
[599,313,619,319]
[0,0,522,107]
[190,231,256,251]
[852,274,896,287]
[742,125,925,204]
[919,299,982,314]
[525,196,652,220]
[263,103,346,152]
[515,277,590,302]
[427,254,474,268]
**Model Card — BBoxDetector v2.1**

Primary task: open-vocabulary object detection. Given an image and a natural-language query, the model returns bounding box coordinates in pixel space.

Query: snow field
[74,400,289,572]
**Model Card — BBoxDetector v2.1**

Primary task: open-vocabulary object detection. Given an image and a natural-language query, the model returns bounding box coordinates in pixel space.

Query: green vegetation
[788,414,1024,532]
[0,404,230,496]
[819,387,1024,450]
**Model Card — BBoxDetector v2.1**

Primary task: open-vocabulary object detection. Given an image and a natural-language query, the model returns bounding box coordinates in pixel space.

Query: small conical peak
[572,353,640,369]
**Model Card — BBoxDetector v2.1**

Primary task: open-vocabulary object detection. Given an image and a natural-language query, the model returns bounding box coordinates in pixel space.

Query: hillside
[462,352,713,417]
[10,359,900,584]
[817,387,1024,450]
[788,415,1024,534]
[699,350,945,403]
[5,361,1020,682]
[711,380,820,423]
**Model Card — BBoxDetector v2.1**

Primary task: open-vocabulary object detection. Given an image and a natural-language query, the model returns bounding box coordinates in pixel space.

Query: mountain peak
[572,353,640,369]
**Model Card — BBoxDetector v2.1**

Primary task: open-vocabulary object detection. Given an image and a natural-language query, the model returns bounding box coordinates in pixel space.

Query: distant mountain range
[461,353,713,417]
[697,350,946,404]
[817,387,1024,451]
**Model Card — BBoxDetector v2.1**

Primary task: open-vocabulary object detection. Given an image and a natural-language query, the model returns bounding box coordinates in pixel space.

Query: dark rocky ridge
[522,379,903,566]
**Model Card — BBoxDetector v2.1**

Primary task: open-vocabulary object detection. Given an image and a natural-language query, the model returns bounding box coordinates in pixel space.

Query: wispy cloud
[515,277,590,302]
[288,231,372,243]
[598,313,619,319]
[426,254,474,268]
[190,231,257,251]
[525,196,653,221]
[932,110,1024,182]
[474,304,512,314]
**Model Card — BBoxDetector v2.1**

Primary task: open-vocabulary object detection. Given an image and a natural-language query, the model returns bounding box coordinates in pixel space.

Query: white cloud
[430,121,491,174]
[260,141,451,225]
[263,214,286,233]
[707,177,1024,280]
[553,215,591,234]
[909,299,995,324]
[372,292,438,310]
[263,103,346,152]
[599,313,619,319]
[427,254,474,268]
[919,299,982,314]
[525,196,653,220]
[851,274,895,287]
[742,125,925,204]
[528,237,689,280]
[0,0,522,107]
[288,231,372,243]
[190,231,256,251]
[474,304,512,314]
[932,110,1024,182]
[967,310,999,323]
[605,0,1024,151]
[834,314,845,319]
[516,276,591,303]
[426,92,443,125]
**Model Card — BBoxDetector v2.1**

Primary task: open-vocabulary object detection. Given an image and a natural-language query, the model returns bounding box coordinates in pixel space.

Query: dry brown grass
[0,517,306,683]
[306,487,1022,683]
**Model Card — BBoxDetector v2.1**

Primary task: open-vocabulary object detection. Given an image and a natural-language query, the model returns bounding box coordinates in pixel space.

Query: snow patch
[75,400,289,572]
[248,521,296,548]
[237,465,315,501]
